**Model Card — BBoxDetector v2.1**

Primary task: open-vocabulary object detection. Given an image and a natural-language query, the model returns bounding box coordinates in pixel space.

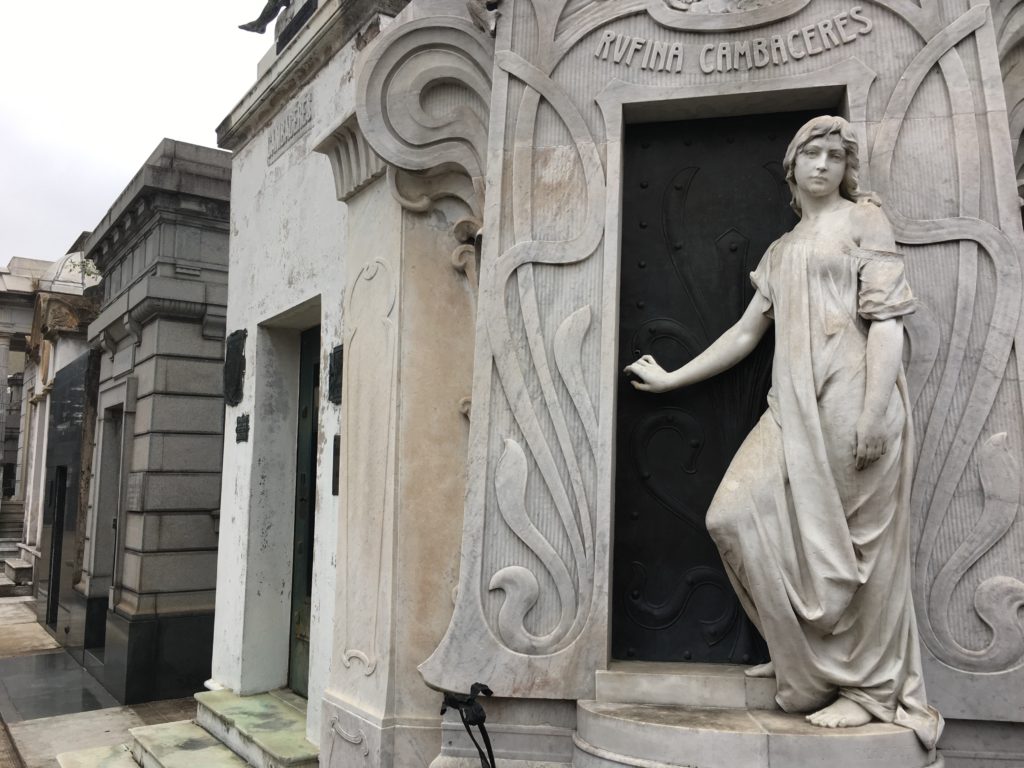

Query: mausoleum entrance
[613,110,818,664]
[289,325,320,697]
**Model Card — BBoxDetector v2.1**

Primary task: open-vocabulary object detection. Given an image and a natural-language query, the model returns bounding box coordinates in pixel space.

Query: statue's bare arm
[857,318,902,468]
[853,201,903,470]
[624,296,773,393]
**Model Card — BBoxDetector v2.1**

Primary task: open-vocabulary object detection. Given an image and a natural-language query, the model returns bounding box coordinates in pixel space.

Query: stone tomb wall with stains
[347,0,1024,764]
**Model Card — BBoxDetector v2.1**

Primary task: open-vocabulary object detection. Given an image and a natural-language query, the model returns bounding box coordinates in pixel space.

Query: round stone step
[575,700,943,768]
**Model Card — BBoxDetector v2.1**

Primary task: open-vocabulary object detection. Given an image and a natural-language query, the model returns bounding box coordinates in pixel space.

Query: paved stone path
[0,720,24,768]
[10,698,195,768]
[0,596,194,767]
[0,597,58,658]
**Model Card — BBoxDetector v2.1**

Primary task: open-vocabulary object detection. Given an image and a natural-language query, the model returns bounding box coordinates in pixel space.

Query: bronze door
[614,111,817,663]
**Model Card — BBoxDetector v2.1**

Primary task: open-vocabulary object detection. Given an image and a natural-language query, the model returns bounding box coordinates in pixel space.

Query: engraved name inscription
[593,6,872,76]
[268,90,314,161]
[595,31,686,73]
[698,7,872,73]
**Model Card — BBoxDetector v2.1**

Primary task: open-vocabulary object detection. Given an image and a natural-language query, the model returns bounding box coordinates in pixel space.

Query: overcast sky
[0,1,273,262]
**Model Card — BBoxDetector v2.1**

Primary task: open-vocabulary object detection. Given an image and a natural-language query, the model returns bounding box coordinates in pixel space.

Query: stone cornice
[85,141,231,271]
[217,0,408,153]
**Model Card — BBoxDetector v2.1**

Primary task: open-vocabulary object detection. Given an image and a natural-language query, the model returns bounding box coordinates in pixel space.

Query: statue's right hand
[623,354,672,393]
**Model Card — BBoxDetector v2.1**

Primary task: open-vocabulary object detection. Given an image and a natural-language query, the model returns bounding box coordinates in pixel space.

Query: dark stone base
[92,610,214,704]
[84,596,107,650]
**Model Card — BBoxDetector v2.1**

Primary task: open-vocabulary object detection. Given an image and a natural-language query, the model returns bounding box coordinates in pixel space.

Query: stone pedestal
[574,665,941,768]
[574,702,942,768]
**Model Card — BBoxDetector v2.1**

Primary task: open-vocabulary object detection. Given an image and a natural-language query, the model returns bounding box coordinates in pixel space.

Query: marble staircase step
[129,720,248,768]
[574,700,940,768]
[57,743,138,768]
[596,661,778,710]
[0,537,20,558]
[0,572,32,597]
[195,688,318,768]
[4,556,32,584]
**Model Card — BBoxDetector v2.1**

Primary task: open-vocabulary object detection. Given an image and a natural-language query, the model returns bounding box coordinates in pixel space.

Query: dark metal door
[45,466,68,628]
[613,111,816,663]
[289,326,320,696]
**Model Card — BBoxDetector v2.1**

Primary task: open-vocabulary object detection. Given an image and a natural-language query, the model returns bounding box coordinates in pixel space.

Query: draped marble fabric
[706,230,944,749]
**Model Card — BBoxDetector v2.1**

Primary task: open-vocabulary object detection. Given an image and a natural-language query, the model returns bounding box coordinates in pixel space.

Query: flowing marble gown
[705,228,944,749]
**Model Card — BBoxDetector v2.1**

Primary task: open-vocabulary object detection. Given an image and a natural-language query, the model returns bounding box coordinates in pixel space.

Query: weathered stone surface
[596,662,777,711]
[124,512,219,552]
[131,434,225,474]
[195,689,317,768]
[575,701,939,768]
[133,357,224,398]
[121,550,217,594]
[136,318,226,363]
[57,744,137,768]
[130,721,247,768]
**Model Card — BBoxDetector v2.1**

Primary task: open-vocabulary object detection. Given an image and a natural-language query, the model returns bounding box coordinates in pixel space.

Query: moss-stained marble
[130,721,248,767]
[195,689,317,765]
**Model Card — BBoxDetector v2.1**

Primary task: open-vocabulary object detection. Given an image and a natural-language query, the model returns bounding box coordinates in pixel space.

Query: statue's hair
[783,115,879,215]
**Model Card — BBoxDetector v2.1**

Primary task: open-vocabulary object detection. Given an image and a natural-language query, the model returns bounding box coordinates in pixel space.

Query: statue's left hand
[855,412,887,470]
[624,354,674,393]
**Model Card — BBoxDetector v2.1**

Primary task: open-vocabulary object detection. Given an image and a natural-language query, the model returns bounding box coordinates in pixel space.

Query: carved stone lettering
[267,90,314,162]
[595,7,873,75]
[595,30,685,72]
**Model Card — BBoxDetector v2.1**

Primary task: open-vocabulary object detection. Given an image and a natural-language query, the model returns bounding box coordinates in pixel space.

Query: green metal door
[289,326,320,696]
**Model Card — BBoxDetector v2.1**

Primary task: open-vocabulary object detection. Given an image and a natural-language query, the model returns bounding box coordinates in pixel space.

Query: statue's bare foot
[806,697,873,728]
[744,660,775,678]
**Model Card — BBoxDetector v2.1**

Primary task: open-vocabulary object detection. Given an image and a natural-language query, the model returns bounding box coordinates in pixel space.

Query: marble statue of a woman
[625,115,943,748]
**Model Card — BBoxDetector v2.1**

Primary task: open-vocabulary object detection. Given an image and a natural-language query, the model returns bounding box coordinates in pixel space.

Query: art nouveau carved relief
[340,258,398,678]
[354,0,1024,712]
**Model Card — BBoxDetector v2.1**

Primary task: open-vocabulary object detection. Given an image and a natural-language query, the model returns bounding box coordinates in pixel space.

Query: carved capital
[313,114,387,202]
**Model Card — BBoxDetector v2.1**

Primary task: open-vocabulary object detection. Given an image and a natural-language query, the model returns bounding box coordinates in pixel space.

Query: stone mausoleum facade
[63,139,232,704]
[135,1,1024,767]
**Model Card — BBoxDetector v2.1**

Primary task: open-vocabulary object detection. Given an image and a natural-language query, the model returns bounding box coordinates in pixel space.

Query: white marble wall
[211,30,359,746]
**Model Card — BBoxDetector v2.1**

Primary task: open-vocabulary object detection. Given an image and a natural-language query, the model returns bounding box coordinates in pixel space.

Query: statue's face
[793,132,846,200]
